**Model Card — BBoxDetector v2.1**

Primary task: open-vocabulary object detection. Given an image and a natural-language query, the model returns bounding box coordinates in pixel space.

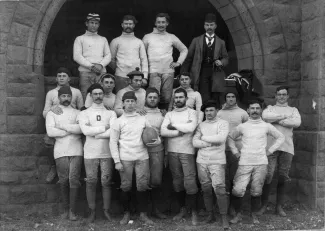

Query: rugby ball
[142,127,159,146]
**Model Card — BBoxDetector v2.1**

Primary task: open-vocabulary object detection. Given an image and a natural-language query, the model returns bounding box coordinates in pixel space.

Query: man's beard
[175,101,186,108]
[61,101,71,106]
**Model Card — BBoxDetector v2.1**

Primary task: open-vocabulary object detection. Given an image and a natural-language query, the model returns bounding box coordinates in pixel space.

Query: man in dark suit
[181,13,229,105]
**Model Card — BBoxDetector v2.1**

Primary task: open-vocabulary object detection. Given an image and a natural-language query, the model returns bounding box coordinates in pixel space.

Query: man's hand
[136,109,147,116]
[266,150,272,156]
[93,63,103,73]
[105,124,110,130]
[115,162,124,171]
[164,155,168,168]
[234,152,241,159]
[178,131,184,136]
[56,123,66,131]
[170,62,180,69]
[51,106,63,115]
[141,79,148,87]
[146,137,161,147]
[167,124,177,130]
[214,60,223,67]
[85,122,91,126]
[160,109,167,116]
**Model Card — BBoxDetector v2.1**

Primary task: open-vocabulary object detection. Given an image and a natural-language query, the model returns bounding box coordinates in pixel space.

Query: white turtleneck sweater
[46,105,83,159]
[77,102,117,159]
[114,85,146,117]
[228,118,285,165]
[161,107,198,154]
[85,92,116,109]
[110,32,148,79]
[168,87,203,122]
[217,104,249,151]
[142,28,188,74]
[73,30,111,72]
[110,111,149,163]
[262,103,301,155]
[193,117,229,165]
[144,107,164,152]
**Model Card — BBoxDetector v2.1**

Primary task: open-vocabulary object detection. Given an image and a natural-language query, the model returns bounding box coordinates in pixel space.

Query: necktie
[207,36,213,47]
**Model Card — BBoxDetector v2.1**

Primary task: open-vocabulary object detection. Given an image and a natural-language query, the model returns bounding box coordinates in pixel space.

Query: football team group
[44,12,301,230]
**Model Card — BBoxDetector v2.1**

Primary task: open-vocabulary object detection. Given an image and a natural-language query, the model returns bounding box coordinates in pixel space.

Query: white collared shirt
[205,33,215,45]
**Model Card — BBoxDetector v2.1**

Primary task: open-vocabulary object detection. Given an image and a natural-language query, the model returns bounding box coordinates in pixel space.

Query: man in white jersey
[110,91,154,225]
[78,83,117,223]
[46,86,83,221]
[259,86,301,216]
[228,99,284,224]
[73,13,111,100]
[193,100,229,229]
[43,67,83,184]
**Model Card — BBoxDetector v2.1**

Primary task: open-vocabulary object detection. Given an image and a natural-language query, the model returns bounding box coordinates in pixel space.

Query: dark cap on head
[224,89,239,100]
[201,100,219,112]
[56,67,71,77]
[88,83,104,94]
[122,15,138,24]
[100,73,116,82]
[276,85,289,93]
[58,86,72,97]
[205,13,216,23]
[122,91,137,101]
[146,87,159,97]
[127,67,144,79]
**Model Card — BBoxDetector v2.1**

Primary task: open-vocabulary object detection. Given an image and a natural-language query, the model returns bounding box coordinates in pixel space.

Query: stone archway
[1,0,323,212]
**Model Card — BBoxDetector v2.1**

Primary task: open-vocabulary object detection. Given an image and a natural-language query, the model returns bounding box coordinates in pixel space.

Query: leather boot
[139,212,155,225]
[217,194,229,217]
[257,183,271,215]
[102,187,112,221]
[173,207,187,221]
[120,211,130,225]
[187,194,198,226]
[203,211,215,224]
[151,188,167,219]
[276,178,287,217]
[191,210,199,226]
[86,184,97,223]
[202,190,215,223]
[59,183,69,219]
[221,214,230,230]
[69,188,79,221]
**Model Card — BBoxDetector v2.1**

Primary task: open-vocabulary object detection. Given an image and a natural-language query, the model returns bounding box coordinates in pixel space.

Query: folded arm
[46,113,68,138]
[192,126,211,148]
[279,108,301,128]
[201,121,229,145]
[160,113,180,138]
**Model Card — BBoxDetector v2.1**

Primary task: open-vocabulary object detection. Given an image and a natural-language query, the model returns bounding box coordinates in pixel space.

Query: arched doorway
[43,0,238,86]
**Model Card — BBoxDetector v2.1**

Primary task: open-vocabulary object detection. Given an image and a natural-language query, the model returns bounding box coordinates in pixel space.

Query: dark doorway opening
[44,0,237,79]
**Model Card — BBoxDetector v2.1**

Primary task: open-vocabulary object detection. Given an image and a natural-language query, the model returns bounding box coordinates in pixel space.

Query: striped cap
[87,13,100,22]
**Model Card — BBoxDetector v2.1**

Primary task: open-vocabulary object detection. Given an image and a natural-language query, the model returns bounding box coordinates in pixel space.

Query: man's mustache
[63,100,70,104]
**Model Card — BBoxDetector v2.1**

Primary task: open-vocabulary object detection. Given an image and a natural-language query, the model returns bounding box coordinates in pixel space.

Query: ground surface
[0,203,324,231]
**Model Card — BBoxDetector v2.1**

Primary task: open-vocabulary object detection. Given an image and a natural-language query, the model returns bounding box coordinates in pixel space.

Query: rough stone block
[300,80,324,97]
[0,156,38,171]
[294,132,318,152]
[263,17,282,37]
[0,115,6,134]
[0,54,6,73]
[232,29,251,46]
[7,64,33,76]
[263,69,287,85]
[7,83,37,97]
[7,116,38,134]
[7,97,36,115]
[0,171,19,184]
[265,34,286,54]
[46,184,59,203]
[317,166,325,182]
[288,52,301,71]
[35,31,47,51]
[292,163,316,181]
[0,90,6,114]
[317,182,325,198]
[317,198,324,212]
[218,4,238,21]
[264,53,288,70]
[301,40,320,61]
[0,134,45,157]
[254,55,263,70]
[238,57,253,70]
[302,19,322,43]
[13,3,40,27]
[7,45,32,65]
[288,70,301,82]
[255,0,274,20]
[0,32,8,54]
[225,16,245,33]
[8,22,31,47]
[276,4,301,23]
[232,0,247,14]
[299,114,318,131]
[251,40,262,56]
[296,179,316,207]
[0,13,13,33]
[240,11,254,27]
[302,0,324,21]
[0,185,10,205]
[293,150,316,166]
[9,185,47,204]
[301,60,321,80]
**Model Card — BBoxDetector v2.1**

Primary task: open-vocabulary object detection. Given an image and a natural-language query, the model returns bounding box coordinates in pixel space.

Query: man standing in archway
[110,15,148,92]
[143,13,188,110]
[73,13,111,100]
[181,13,229,106]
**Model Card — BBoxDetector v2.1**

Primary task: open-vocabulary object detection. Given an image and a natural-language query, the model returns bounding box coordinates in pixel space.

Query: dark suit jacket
[181,34,229,92]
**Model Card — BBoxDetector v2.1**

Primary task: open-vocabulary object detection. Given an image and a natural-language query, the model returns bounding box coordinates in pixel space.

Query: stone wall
[0,0,324,214]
